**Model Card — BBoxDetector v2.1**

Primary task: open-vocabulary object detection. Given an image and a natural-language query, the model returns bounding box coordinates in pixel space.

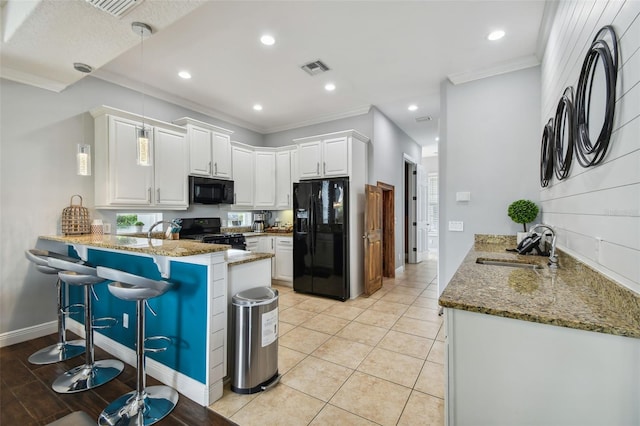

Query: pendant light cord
[139,25,146,134]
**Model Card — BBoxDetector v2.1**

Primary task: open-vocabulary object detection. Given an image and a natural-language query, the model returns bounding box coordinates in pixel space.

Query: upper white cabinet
[174,117,233,180]
[295,133,359,179]
[254,150,276,208]
[91,106,188,210]
[231,143,254,207]
[275,150,292,209]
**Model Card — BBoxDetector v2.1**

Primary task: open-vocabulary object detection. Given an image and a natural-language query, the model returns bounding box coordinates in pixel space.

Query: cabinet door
[212,132,232,179]
[108,116,153,205]
[322,136,349,176]
[291,148,299,183]
[154,127,188,207]
[189,126,212,176]
[275,237,293,281]
[298,141,322,179]
[257,236,275,253]
[254,150,276,208]
[231,146,254,207]
[245,237,259,252]
[275,150,291,209]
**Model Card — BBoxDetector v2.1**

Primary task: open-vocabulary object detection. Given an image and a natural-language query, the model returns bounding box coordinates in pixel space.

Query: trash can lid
[232,286,279,306]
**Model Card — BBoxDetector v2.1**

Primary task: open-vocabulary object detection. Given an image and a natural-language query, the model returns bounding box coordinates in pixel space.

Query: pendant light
[132,22,153,167]
[74,62,93,176]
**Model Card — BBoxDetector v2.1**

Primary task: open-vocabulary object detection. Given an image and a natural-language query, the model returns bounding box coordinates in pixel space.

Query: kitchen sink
[476,257,543,270]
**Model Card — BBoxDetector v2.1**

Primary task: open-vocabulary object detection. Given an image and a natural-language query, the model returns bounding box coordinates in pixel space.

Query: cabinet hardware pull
[234,193,237,204]
[208,161,212,174]
[316,162,319,174]
[157,188,160,203]
[214,162,218,174]
[148,188,151,203]
[323,162,326,175]
[287,194,290,205]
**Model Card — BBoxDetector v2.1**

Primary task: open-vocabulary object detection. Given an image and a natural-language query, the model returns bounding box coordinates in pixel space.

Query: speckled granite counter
[243,231,293,237]
[225,249,274,266]
[40,234,228,257]
[439,235,640,338]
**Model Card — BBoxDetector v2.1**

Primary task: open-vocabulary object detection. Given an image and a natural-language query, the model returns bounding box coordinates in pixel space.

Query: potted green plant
[508,199,539,243]
[134,221,144,232]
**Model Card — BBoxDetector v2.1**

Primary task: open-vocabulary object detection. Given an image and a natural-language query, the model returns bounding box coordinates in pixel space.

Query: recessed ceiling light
[178,71,191,79]
[260,35,275,46]
[487,30,505,41]
[408,104,418,111]
[435,137,440,142]
[324,83,336,91]
[253,104,263,111]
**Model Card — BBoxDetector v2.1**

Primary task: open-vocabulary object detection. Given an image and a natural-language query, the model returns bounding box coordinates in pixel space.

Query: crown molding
[262,105,372,134]
[1,66,68,92]
[447,55,540,86]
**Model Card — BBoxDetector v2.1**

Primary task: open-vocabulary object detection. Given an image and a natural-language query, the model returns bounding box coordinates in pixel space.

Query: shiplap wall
[540,0,640,292]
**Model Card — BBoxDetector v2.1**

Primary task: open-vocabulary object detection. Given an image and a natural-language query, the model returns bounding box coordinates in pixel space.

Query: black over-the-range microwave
[189,176,234,204]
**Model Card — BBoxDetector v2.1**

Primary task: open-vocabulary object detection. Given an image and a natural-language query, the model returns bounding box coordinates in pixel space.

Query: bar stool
[96,266,179,426]
[24,249,85,364]
[48,258,124,393]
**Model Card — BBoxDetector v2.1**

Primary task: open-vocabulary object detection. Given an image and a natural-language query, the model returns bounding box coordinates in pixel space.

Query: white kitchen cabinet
[297,140,322,179]
[231,144,254,207]
[91,106,188,209]
[274,237,293,282]
[174,117,233,180]
[154,127,188,207]
[257,235,275,254]
[291,147,299,183]
[295,135,349,179]
[254,150,276,208]
[275,150,292,209]
[245,236,259,252]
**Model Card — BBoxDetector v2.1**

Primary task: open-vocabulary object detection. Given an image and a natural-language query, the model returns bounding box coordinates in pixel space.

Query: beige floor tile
[310,404,378,425]
[378,330,433,359]
[278,321,296,337]
[322,303,365,321]
[279,307,318,325]
[346,296,377,310]
[209,384,259,419]
[278,292,306,307]
[272,284,293,294]
[312,336,373,369]
[357,347,424,388]
[301,313,350,335]
[427,340,445,364]
[379,292,418,305]
[353,309,400,329]
[391,285,426,296]
[412,296,440,309]
[296,297,336,313]
[421,288,439,299]
[393,316,441,339]
[366,287,389,300]
[404,306,442,323]
[398,279,431,289]
[415,360,445,399]
[336,321,388,346]
[330,371,411,426]
[436,324,445,342]
[398,390,444,426]
[279,326,332,354]
[282,356,353,402]
[231,383,324,426]
[369,300,409,316]
[278,345,307,374]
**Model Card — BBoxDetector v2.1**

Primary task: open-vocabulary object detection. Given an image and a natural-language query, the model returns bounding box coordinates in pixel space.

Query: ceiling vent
[301,60,330,76]
[415,116,433,123]
[85,0,144,18]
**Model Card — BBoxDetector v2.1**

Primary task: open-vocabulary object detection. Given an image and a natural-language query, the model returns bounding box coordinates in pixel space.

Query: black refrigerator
[293,178,349,301]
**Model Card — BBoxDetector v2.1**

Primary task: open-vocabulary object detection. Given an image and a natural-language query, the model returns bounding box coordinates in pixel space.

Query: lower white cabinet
[274,237,293,282]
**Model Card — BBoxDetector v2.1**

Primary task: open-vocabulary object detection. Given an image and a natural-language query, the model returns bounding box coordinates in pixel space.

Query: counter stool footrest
[92,316,118,330]
[144,336,172,353]
[61,302,84,317]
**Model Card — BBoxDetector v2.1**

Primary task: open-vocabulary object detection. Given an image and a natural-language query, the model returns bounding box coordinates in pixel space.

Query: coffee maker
[252,213,265,233]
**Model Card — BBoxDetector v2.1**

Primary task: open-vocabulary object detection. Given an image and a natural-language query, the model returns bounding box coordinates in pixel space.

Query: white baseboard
[0,321,57,348]
[396,265,405,274]
[67,319,210,406]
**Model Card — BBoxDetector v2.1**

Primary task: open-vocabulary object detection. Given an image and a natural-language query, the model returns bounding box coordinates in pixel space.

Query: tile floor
[210,258,444,426]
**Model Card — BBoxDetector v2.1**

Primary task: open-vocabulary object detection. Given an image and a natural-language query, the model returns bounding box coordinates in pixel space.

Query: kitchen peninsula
[38,234,273,407]
[439,235,640,425]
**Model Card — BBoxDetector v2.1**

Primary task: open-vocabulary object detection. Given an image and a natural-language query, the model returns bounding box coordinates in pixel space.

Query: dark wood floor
[0,332,236,425]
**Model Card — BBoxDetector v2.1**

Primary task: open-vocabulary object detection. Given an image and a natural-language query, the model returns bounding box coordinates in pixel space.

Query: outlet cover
[103,223,112,234]
[449,221,464,232]
[123,313,129,328]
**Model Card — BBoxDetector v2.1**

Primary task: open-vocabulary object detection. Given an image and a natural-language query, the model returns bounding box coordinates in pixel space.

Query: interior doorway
[404,156,419,264]
[376,181,395,278]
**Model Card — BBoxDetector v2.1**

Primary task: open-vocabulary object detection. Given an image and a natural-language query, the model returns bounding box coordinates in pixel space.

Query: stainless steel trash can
[231,287,280,394]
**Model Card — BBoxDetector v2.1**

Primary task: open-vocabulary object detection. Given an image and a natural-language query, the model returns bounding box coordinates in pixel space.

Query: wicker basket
[61,195,90,235]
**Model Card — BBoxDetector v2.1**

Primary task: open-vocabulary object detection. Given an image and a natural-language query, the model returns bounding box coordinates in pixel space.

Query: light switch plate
[449,221,464,232]
[103,223,112,234]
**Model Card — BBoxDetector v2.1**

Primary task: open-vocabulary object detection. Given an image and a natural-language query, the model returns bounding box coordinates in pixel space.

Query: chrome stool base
[27,339,85,365]
[52,359,124,394]
[98,385,179,426]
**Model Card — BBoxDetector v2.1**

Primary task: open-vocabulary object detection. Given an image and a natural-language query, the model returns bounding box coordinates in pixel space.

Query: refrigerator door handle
[308,195,314,255]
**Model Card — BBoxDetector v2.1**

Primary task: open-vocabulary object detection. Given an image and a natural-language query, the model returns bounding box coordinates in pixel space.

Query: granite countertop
[439,235,640,339]
[244,231,293,237]
[40,234,229,257]
[226,249,274,266]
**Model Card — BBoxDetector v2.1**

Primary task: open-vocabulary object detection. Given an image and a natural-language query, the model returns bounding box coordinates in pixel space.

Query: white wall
[0,76,263,337]
[540,0,640,293]
[439,67,542,293]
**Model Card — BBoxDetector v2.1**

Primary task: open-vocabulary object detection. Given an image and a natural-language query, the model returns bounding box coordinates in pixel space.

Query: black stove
[178,218,246,250]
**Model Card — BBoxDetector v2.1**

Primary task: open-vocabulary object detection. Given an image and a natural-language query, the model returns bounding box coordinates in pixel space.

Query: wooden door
[364,184,383,296]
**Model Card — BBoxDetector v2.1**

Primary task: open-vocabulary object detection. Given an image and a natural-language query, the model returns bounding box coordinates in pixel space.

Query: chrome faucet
[147,220,180,239]
[528,224,558,269]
